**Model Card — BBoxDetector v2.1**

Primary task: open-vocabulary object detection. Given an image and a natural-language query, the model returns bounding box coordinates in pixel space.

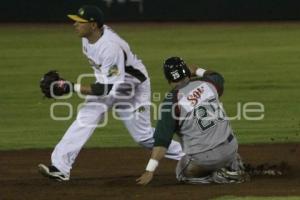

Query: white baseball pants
[51,80,184,176]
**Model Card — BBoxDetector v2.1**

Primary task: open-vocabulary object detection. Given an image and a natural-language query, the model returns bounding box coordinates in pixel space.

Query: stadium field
[0,22,299,200]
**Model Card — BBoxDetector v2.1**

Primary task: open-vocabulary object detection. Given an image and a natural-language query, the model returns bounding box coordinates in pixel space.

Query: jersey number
[194,100,225,132]
[195,106,215,131]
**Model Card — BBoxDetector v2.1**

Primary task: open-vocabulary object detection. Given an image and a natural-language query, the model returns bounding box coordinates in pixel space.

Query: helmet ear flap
[163,57,191,82]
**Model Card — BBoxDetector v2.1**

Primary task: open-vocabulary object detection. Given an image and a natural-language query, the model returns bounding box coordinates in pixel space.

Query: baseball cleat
[38,164,69,182]
[212,168,249,184]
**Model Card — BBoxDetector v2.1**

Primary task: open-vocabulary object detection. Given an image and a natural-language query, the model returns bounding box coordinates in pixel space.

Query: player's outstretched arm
[76,83,113,96]
[186,65,224,97]
[136,146,167,185]
[40,71,114,98]
[188,64,216,77]
[188,64,200,76]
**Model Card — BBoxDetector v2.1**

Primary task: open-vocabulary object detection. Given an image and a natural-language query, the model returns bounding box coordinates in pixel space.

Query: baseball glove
[40,70,71,98]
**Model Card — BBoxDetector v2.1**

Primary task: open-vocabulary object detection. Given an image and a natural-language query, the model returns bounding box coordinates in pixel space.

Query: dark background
[1,0,300,22]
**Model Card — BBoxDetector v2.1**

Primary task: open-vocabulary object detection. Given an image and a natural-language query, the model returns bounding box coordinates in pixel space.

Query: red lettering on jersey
[187,96,198,106]
[187,87,204,106]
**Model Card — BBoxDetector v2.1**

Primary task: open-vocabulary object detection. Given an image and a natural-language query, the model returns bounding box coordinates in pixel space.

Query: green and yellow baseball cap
[67,5,104,24]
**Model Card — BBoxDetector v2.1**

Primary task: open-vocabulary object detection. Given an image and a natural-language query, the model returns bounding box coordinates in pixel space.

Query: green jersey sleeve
[203,72,224,96]
[192,72,225,97]
[153,90,178,148]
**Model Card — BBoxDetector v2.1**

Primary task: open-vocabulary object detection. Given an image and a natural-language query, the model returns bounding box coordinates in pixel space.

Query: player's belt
[125,66,147,83]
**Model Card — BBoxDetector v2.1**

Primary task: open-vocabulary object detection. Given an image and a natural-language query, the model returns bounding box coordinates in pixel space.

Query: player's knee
[176,156,212,180]
[185,163,212,177]
[176,156,189,180]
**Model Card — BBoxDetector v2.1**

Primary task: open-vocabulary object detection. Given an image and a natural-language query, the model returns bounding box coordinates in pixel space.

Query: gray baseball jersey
[154,73,234,154]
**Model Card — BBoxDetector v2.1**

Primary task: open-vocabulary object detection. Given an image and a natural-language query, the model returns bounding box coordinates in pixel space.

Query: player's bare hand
[188,64,199,76]
[136,171,154,185]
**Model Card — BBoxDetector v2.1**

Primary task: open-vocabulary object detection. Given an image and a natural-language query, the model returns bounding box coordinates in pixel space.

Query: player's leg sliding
[175,143,249,184]
[178,175,213,184]
[176,157,215,184]
[177,168,248,184]
[38,164,70,182]
[177,165,248,184]
[135,136,184,160]
[117,105,185,160]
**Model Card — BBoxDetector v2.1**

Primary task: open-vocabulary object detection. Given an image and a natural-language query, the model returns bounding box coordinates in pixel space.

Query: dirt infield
[0,144,299,200]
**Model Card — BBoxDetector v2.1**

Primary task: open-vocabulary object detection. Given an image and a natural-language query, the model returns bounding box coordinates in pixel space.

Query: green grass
[0,22,299,150]
[213,196,300,200]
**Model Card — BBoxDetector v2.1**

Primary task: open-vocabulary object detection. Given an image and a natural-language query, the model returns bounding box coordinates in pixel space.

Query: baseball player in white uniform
[38,5,184,181]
